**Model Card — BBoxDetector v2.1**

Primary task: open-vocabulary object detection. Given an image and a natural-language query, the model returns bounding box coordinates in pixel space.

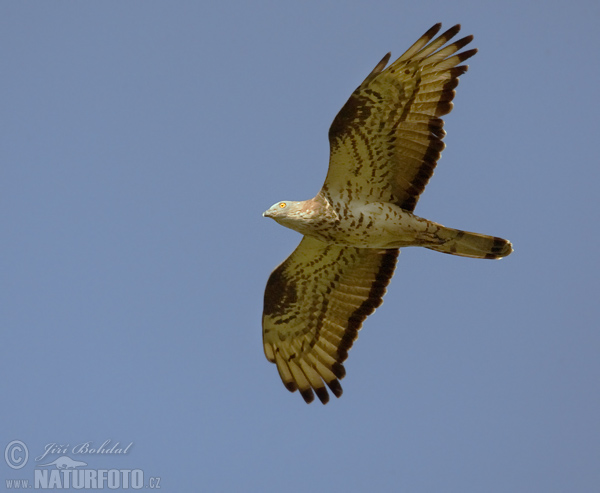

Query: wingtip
[377,52,392,71]
[284,381,297,393]
[440,24,462,42]
[314,386,330,404]
[426,23,443,38]
[366,52,391,82]
[326,379,344,398]
[300,388,315,404]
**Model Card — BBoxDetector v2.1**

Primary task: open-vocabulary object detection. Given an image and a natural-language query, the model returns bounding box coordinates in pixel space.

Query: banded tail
[427,226,513,259]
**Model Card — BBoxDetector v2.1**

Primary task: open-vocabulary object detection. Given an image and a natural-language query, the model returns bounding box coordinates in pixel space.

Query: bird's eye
[279,202,286,208]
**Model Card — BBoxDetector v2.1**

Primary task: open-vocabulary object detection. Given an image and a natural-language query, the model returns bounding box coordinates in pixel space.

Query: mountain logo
[37,455,87,469]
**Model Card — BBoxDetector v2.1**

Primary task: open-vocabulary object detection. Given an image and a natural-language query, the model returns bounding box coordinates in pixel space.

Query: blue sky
[1,1,599,491]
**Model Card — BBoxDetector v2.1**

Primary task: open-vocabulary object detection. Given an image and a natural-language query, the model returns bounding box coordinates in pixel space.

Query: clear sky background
[1,1,599,491]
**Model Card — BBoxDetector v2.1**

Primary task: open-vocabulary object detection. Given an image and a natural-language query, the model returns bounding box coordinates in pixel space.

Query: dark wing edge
[326,23,477,212]
[262,236,398,404]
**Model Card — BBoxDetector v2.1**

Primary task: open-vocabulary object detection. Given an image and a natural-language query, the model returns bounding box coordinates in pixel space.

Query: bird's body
[265,194,511,256]
[262,23,513,404]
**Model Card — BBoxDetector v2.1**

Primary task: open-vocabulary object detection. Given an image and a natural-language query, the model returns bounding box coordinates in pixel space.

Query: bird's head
[263,200,320,233]
[263,195,337,236]
[263,200,301,221]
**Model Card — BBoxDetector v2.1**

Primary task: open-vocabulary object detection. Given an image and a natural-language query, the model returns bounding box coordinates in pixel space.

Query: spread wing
[324,23,476,212]
[263,236,398,404]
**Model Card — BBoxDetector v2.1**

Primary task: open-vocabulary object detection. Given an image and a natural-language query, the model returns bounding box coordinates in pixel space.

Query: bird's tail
[426,226,513,259]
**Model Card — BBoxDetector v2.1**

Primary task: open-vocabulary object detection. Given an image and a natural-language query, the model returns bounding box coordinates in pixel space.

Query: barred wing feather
[263,236,398,404]
[324,23,476,212]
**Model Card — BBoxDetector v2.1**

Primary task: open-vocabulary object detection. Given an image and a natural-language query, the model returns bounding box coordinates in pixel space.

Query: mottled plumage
[262,23,513,404]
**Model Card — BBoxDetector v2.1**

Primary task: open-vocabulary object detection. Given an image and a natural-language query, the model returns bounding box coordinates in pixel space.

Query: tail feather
[427,226,513,259]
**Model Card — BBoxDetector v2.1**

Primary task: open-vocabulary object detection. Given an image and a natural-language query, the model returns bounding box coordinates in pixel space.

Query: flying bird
[262,23,513,404]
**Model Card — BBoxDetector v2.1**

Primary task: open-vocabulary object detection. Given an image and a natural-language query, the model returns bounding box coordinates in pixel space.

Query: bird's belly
[321,202,440,248]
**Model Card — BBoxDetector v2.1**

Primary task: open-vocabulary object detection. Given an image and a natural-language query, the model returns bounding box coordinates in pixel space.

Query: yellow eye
[279,202,286,208]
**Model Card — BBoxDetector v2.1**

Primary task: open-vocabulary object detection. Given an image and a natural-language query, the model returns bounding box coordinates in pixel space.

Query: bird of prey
[262,23,512,404]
